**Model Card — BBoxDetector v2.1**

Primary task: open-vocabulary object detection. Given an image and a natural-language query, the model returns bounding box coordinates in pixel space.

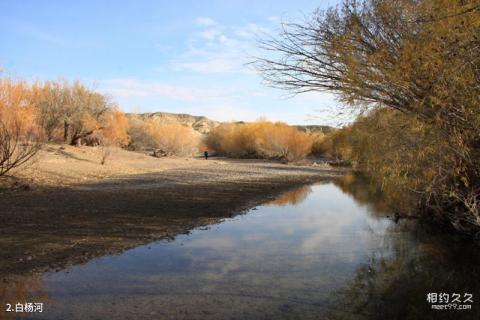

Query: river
[2,176,480,319]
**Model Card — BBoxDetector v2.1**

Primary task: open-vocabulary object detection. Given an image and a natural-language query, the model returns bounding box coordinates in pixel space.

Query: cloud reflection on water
[4,178,480,319]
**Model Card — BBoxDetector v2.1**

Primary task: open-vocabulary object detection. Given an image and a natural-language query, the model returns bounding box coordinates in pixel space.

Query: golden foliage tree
[0,79,41,176]
[33,80,110,145]
[100,110,130,147]
[311,127,353,160]
[66,82,110,145]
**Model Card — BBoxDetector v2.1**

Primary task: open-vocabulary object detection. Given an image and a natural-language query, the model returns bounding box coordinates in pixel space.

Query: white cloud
[161,20,267,75]
[154,43,174,53]
[235,23,269,38]
[98,18,339,125]
[98,78,224,102]
[267,16,280,22]
[197,28,221,40]
[172,59,238,73]
[195,17,216,27]
[194,104,260,122]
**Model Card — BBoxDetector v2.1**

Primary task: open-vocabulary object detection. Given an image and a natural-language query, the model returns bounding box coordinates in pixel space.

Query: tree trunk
[63,121,69,142]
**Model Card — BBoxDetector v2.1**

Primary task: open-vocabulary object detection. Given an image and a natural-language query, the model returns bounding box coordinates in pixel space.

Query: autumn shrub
[206,121,312,161]
[128,116,200,156]
[310,132,327,155]
[146,120,199,156]
[206,123,257,158]
[126,116,151,150]
[257,122,313,161]
[86,110,130,165]
[349,109,453,219]
[0,79,41,176]
[310,126,353,161]
[331,107,479,229]
[99,110,130,147]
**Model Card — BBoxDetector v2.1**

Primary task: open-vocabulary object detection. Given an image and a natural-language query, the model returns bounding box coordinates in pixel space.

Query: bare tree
[67,82,109,145]
[0,119,40,176]
[254,0,480,127]
[36,81,69,141]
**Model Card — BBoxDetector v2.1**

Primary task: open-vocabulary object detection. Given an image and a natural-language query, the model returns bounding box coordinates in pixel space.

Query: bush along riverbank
[255,0,480,237]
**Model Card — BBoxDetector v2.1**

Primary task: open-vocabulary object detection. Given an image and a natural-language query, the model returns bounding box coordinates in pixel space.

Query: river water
[3,177,480,319]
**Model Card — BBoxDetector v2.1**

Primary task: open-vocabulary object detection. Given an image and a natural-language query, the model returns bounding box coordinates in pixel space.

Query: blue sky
[0,0,342,125]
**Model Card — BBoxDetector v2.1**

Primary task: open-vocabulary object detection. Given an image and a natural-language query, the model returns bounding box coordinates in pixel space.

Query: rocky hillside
[293,125,332,134]
[128,112,219,134]
[128,112,332,134]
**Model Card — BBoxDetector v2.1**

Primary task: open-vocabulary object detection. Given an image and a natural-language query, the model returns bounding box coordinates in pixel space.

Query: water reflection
[329,174,480,319]
[2,179,479,319]
[267,185,312,207]
[326,219,480,320]
[334,173,417,217]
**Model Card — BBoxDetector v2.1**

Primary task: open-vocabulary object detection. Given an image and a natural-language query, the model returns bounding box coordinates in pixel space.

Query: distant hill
[127,112,332,135]
[293,125,332,134]
[127,112,219,134]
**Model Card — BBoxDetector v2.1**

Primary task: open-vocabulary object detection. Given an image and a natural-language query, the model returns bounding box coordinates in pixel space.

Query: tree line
[0,79,131,175]
[0,78,326,176]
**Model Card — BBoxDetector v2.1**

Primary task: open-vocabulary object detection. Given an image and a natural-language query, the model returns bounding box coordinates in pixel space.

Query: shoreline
[0,158,344,277]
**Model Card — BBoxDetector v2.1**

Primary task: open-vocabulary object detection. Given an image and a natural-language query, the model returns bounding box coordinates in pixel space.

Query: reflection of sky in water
[17,182,399,319]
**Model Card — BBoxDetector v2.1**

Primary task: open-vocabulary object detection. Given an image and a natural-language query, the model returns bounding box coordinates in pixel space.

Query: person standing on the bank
[204,150,209,160]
